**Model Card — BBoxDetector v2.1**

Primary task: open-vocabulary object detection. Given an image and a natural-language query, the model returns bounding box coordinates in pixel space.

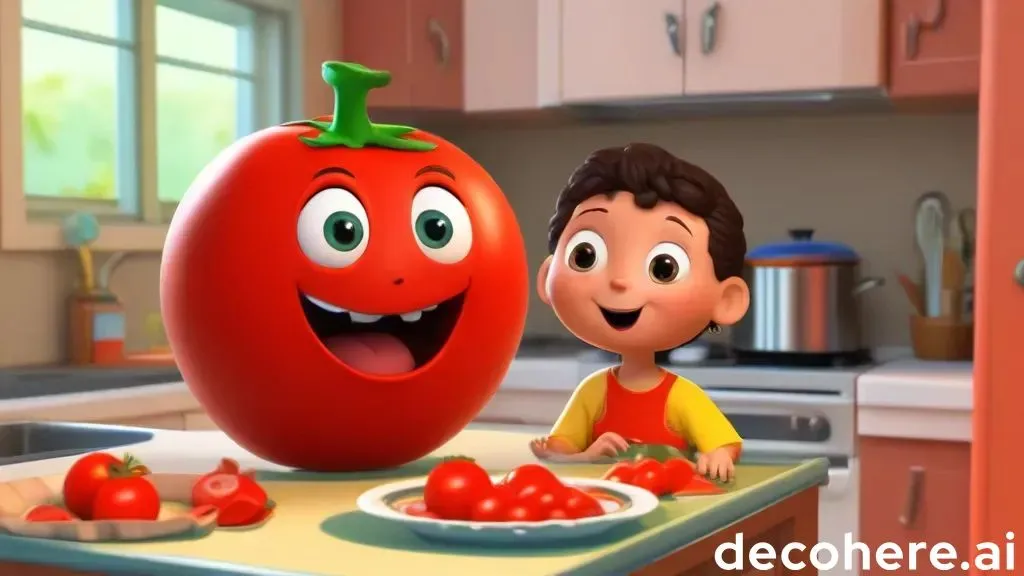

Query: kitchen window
[0,0,300,250]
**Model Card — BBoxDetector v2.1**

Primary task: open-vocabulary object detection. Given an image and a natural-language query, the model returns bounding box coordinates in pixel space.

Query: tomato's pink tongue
[324,334,414,375]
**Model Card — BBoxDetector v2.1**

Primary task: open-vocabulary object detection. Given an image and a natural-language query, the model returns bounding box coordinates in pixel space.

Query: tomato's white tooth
[305,295,346,314]
[423,305,438,312]
[350,312,382,323]
[400,311,422,322]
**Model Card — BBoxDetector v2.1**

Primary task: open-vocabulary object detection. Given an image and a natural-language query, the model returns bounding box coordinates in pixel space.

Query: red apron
[592,369,687,450]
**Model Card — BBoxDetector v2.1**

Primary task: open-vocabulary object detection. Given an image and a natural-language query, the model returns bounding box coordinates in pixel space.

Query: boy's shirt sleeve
[666,377,742,454]
[548,370,608,452]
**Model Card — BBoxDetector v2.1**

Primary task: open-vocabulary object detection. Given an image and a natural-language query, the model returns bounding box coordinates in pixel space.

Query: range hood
[560,87,892,121]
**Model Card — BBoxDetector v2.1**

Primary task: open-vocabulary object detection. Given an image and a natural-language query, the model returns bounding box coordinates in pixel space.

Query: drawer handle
[475,416,530,425]
[427,18,450,68]
[905,0,947,60]
[899,466,925,527]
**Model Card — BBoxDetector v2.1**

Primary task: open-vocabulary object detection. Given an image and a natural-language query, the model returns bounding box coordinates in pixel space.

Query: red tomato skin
[161,127,529,472]
[424,459,493,520]
[63,453,121,520]
[24,505,76,522]
[631,459,669,496]
[546,508,570,520]
[601,462,635,484]
[505,503,542,522]
[663,458,696,492]
[502,464,562,492]
[192,472,267,510]
[563,488,604,519]
[470,496,507,522]
[515,483,567,516]
[91,478,161,521]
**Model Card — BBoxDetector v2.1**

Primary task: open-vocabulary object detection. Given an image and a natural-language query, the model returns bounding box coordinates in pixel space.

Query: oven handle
[705,389,850,407]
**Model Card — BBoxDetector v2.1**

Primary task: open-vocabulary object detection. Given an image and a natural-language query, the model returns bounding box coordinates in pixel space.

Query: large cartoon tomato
[161,62,528,471]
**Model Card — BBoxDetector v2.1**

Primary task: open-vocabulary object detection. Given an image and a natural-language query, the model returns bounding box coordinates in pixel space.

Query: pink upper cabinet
[683,0,885,95]
[463,0,561,112]
[888,0,981,98]
[560,0,686,103]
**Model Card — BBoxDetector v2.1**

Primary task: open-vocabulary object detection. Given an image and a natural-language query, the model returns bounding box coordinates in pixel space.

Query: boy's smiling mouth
[598,305,644,330]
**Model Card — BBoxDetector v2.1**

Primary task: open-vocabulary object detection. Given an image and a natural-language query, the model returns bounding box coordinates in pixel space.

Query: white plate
[356,475,659,545]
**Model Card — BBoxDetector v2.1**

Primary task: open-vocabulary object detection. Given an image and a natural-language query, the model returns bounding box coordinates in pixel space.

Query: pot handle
[852,276,885,296]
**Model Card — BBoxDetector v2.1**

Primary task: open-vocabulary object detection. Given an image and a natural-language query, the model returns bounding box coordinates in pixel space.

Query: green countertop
[0,430,829,576]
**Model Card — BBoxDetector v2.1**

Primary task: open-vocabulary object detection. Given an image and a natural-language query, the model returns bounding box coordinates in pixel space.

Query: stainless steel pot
[731,229,884,356]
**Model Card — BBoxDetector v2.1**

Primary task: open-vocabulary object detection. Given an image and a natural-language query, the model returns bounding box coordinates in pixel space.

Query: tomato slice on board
[673,475,725,496]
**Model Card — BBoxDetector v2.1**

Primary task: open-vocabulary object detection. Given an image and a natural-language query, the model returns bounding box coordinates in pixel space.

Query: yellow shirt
[549,368,742,454]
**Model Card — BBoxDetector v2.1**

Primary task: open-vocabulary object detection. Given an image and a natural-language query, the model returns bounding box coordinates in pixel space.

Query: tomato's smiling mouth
[300,291,466,376]
[598,305,644,331]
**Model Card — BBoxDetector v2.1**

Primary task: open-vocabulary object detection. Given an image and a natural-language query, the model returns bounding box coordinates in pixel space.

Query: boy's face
[538,191,749,355]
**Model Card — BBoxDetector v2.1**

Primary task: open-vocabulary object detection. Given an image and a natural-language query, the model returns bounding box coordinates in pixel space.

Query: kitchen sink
[0,422,153,466]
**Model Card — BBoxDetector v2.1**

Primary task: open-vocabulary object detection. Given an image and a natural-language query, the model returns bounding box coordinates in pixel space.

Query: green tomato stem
[286,61,435,152]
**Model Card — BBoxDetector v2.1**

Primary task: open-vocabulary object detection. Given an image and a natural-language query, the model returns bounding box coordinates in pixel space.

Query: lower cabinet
[859,437,970,575]
[183,411,218,430]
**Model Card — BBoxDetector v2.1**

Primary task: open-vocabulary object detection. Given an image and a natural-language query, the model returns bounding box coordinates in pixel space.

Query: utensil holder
[910,315,973,361]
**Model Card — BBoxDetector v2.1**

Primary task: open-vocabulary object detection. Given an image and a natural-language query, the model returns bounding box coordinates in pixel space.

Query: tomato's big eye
[563,230,607,272]
[298,188,369,268]
[414,209,453,249]
[323,212,365,252]
[411,186,472,264]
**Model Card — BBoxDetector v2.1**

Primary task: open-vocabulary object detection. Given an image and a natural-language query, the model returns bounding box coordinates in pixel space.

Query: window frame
[0,0,303,251]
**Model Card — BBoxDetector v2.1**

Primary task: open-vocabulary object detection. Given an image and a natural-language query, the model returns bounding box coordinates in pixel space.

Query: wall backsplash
[0,111,976,366]
[440,112,979,346]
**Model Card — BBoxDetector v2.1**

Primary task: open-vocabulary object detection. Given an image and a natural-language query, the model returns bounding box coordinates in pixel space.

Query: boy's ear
[536,255,554,305]
[711,277,750,326]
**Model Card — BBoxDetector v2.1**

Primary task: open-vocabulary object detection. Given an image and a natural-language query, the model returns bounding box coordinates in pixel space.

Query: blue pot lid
[747,229,859,264]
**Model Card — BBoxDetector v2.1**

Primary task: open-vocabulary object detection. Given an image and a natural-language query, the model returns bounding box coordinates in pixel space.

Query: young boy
[531,143,749,481]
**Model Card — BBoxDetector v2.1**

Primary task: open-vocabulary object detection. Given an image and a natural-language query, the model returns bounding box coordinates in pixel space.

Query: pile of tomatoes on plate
[403,459,606,522]
[23,453,271,528]
[601,457,703,497]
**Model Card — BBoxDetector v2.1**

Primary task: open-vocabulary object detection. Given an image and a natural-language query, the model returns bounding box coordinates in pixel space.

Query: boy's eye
[646,242,690,284]
[564,230,607,272]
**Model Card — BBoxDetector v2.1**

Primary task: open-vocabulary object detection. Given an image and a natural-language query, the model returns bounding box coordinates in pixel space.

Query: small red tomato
[516,483,567,516]
[601,462,636,484]
[63,452,148,520]
[401,501,439,519]
[505,502,542,522]
[563,488,604,519]
[546,508,570,520]
[501,464,562,492]
[23,504,76,522]
[663,458,696,493]
[631,458,669,496]
[91,476,161,521]
[424,458,493,520]
[470,495,508,522]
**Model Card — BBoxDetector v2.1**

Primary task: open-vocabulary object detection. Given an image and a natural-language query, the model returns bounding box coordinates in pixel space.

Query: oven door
[703,388,855,460]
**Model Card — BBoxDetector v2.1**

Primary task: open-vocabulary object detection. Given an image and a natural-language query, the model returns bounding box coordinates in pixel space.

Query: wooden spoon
[897,273,924,315]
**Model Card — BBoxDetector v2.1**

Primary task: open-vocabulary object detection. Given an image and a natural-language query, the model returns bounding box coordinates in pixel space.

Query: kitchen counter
[0,382,198,425]
[856,359,972,442]
[0,428,828,576]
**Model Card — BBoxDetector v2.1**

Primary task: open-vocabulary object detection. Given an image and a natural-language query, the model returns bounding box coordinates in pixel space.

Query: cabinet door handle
[427,18,450,68]
[701,1,720,55]
[664,13,681,56]
[905,0,947,60]
[899,466,925,527]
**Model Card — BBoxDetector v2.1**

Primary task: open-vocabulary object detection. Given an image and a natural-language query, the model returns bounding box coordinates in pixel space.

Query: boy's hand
[696,446,736,481]
[582,432,629,460]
